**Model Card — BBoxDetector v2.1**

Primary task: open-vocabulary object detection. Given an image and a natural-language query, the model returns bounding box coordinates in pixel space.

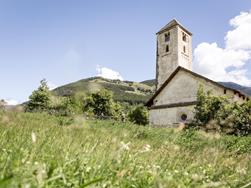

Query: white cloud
[5,99,19,106]
[96,65,123,80]
[226,11,251,50]
[194,10,251,86]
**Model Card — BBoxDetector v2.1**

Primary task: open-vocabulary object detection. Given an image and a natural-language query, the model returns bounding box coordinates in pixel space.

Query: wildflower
[144,144,151,151]
[31,132,36,143]
[191,173,203,181]
[86,166,91,173]
[24,184,31,188]
[184,171,189,176]
[140,144,151,153]
[237,167,247,175]
[120,141,130,151]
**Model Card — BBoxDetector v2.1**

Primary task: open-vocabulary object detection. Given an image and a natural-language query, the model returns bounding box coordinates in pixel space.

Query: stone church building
[146,19,249,126]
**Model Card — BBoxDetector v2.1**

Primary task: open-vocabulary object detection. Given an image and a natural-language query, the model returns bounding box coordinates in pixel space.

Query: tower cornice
[157,19,192,36]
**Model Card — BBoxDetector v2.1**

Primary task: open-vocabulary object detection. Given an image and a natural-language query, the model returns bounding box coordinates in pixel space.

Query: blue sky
[0,0,251,104]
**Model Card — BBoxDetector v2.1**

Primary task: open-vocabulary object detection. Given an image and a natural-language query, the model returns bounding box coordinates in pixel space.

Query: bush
[191,86,251,135]
[193,86,228,126]
[25,79,51,112]
[111,102,125,121]
[84,89,114,118]
[0,100,6,111]
[128,106,149,125]
[84,89,125,121]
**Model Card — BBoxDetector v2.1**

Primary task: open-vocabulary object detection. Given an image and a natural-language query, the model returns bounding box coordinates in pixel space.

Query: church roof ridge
[157,19,192,35]
[146,66,249,107]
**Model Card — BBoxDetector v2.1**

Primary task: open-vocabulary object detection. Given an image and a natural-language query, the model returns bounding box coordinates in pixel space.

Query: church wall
[149,69,247,126]
[154,70,246,107]
[149,105,195,127]
[154,70,198,105]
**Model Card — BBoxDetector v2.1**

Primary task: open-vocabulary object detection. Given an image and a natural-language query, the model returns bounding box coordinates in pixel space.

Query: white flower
[143,144,151,152]
[139,144,151,153]
[31,132,36,143]
[24,184,31,188]
[86,167,92,173]
[120,141,130,151]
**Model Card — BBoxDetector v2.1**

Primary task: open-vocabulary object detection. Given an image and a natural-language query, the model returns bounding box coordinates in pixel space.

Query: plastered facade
[149,69,247,127]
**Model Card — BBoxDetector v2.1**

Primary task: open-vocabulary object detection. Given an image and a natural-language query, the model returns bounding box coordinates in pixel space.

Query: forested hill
[52,77,155,104]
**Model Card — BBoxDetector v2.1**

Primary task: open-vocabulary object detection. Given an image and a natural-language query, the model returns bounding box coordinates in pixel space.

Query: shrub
[191,86,251,135]
[0,100,6,111]
[111,102,125,121]
[84,89,114,118]
[25,79,51,112]
[193,86,228,126]
[128,106,149,125]
[83,89,125,121]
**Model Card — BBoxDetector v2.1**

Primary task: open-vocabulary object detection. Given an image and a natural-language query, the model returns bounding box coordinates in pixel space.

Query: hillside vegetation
[0,112,251,187]
[53,77,154,104]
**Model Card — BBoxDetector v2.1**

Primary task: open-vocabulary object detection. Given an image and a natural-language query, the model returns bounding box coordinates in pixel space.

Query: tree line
[25,79,149,125]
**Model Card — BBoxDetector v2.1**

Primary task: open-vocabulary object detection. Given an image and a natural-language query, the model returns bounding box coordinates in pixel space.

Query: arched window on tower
[165,33,170,42]
[182,32,187,42]
[183,46,186,53]
[166,45,169,53]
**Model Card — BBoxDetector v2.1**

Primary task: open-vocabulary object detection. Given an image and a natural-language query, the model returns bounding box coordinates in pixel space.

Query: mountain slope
[140,79,156,87]
[218,82,251,96]
[53,77,154,104]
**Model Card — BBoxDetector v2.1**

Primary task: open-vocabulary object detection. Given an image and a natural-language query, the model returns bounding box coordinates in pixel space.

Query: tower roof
[157,19,192,35]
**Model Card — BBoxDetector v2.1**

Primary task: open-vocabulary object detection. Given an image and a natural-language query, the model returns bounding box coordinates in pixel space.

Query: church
[146,19,249,127]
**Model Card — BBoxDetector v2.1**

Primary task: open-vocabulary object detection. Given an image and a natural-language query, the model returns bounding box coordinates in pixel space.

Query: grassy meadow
[0,112,251,187]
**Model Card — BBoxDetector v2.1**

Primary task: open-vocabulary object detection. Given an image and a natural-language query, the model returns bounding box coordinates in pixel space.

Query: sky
[0,0,251,104]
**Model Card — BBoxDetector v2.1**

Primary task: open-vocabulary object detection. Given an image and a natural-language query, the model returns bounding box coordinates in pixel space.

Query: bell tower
[156,19,192,89]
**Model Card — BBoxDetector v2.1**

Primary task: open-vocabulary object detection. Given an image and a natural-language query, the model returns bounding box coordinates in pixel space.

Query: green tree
[25,79,51,112]
[0,99,6,111]
[112,102,125,121]
[193,86,228,126]
[84,89,114,118]
[191,85,251,135]
[128,106,149,125]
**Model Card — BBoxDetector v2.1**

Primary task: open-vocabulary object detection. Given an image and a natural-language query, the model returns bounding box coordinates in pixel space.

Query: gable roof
[146,66,249,107]
[157,19,192,35]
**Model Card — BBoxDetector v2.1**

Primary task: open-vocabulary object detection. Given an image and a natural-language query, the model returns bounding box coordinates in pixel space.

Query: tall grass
[0,112,250,187]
